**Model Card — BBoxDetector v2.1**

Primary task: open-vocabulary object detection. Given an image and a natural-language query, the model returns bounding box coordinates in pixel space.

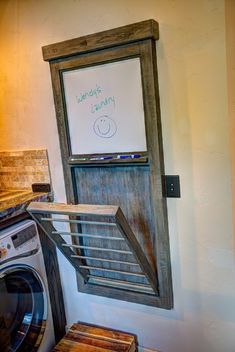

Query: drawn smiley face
[93,116,117,138]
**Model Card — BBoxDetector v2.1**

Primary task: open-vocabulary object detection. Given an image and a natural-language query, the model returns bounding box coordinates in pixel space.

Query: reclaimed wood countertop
[0,189,51,222]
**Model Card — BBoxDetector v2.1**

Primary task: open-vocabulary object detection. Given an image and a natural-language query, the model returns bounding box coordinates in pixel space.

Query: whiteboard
[62,57,147,155]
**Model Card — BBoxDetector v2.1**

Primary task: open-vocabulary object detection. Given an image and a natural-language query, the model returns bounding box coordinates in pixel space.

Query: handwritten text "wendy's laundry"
[76,85,116,113]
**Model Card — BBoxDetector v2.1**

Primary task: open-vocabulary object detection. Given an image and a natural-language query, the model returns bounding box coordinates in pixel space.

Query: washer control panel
[0,220,40,262]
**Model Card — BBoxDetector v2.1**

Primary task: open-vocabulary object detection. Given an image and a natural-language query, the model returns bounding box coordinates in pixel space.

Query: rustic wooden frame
[52,42,153,166]
[60,57,148,164]
[42,19,173,308]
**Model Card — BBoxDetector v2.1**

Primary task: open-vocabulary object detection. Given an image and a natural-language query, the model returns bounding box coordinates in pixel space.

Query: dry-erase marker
[71,157,88,161]
[90,156,113,161]
[117,154,141,159]
[118,155,130,159]
[131,154,141,158]
[102,156,113,160]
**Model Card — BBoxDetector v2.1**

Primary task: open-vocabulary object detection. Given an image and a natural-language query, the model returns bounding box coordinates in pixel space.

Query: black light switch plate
[163,175,181,198]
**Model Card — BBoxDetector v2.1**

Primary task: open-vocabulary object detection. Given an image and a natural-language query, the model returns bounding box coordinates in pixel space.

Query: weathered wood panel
[42,19,158,61]
[74,166,156,269]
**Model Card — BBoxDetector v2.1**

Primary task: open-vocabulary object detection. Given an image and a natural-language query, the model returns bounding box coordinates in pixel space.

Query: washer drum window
[0,264,47,352]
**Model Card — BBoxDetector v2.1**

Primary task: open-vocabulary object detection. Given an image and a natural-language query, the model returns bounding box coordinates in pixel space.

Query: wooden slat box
[52,322,137,352]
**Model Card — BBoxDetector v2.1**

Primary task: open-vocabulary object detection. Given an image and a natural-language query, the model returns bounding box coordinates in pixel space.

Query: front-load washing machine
[0,220,55,352]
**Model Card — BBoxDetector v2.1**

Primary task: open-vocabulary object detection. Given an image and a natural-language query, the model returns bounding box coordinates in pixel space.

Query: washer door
[0,265,47,352]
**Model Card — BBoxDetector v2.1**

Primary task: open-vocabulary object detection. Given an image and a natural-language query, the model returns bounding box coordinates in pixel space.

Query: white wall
[226,0,235,236]
[0,1,235,351]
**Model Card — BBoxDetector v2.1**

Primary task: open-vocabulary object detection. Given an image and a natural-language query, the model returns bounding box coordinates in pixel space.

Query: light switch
[164,175,181,198]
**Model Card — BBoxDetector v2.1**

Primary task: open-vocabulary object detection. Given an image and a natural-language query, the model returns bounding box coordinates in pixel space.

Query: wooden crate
[52,322,137,352]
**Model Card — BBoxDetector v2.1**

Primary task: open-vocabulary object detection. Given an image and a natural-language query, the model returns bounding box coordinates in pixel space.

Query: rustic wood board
[42,19,158,61]
[28,201,119,217]
[52,322,137,352]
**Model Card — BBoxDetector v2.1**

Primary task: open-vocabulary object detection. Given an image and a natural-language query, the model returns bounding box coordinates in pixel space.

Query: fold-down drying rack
[28,202,159,296]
